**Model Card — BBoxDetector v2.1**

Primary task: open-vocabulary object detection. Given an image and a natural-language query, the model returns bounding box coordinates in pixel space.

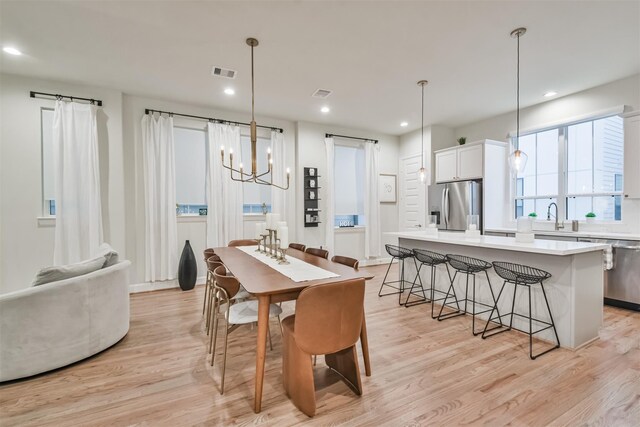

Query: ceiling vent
[312,88,332,98]
[211,66,236,79]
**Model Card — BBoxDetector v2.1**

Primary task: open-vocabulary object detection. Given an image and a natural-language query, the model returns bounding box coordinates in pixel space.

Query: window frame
[41,107,56,217]
[333,141,366,227]
[511,114,624,222]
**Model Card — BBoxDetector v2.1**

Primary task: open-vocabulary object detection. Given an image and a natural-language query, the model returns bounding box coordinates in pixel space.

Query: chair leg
[482,280,510,339]
[531,281,561,359]
[325,345,363,396]
[220,315,230,394]
[210,297,220,364]
[202,273,209,316]
[484,270,503,328]
[268,322,273,351]
[377,257,397,297]
[283,334,316,416]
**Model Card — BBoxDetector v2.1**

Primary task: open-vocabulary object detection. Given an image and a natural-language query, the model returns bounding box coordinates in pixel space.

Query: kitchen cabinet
[457,144,484,180]
[434,142,484,183]
[623,112,640,199]
[435,150,457,182]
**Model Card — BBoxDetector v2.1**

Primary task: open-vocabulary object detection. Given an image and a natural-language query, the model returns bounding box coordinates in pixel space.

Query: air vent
[211,66,236,79]
[312,88,332,98]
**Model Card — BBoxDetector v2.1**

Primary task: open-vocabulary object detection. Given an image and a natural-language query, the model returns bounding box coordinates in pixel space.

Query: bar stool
[378,244,416,305]
[405,249,451,317]
[482,261,560,360]
[437,254,502,336]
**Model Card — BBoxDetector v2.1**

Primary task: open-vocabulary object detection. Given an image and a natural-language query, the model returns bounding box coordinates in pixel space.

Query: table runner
[236,246,340,283]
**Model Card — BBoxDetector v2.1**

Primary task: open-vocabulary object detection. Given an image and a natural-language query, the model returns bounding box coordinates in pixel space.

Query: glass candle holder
[467,215,480,231]
[427,215,438,229]
[517,216,533,233]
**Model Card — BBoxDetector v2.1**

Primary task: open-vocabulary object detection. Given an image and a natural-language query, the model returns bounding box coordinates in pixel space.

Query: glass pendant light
[417,80,428,182]
[508,27,528,174]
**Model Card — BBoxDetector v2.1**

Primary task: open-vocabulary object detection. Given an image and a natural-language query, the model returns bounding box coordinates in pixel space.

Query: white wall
[295,121,400,263]
[0,73,125,293]
[454,74,640,233]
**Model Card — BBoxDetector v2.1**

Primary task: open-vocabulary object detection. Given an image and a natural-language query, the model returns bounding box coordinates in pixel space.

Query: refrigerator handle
[444,187,450,227]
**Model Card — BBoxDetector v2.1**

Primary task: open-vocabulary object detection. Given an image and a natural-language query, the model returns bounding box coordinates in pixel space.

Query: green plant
[585,212,596,218]
[457,137,466,145]
[528,212,537,218]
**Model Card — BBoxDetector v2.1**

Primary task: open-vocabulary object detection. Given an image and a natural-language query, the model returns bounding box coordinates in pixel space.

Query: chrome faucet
[546,202,565,231]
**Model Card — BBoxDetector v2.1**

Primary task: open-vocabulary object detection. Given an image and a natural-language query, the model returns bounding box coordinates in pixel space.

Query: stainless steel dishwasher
[579,238,640,311]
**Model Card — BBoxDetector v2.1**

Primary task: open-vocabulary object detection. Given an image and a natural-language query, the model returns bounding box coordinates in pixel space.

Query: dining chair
[202,249,216,317]
[210,265,282,394]
[330,255,359,270]
[305,247,329,259]
[204,255,224,334]
[289,243,306,252]
[228,239,260,247]
[282,278,365,417]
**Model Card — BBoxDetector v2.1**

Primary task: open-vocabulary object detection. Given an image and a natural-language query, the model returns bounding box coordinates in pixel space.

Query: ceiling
[1,1,639,135]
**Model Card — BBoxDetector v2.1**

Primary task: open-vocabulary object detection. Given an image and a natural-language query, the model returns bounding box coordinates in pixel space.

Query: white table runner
[236,246,340,283]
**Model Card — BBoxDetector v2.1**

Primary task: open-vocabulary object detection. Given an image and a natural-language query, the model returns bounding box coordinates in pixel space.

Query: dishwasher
[578,238,640,311]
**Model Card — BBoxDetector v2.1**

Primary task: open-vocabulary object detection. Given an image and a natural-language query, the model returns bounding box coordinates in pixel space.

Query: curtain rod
[30,91,103,106]
[145,108,284,133]
[325,133,378,144]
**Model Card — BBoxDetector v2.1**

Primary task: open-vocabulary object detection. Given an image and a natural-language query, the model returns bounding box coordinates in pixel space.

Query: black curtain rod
[145,108,284,133]
[30,91,103,106]
[325,133,378,144]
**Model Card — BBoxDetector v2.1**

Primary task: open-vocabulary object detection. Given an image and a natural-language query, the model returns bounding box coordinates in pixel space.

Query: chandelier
[220,38,290,190]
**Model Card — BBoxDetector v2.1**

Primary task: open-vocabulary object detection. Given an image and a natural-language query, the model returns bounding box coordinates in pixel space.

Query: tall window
[514,115,623,221]
[240,135,272,214]
[41,108,56,216]
[334,144,365,226]
[174,127,207,215]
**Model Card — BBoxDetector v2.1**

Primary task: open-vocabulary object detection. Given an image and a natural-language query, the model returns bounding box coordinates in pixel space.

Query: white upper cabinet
[623,112,640,199]
[434,142,484,183]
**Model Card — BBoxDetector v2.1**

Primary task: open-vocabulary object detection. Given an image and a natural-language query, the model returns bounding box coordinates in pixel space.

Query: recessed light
[3,47,22,56]
[544,91,558,98]
[224,88,235,95]
[400,121,408,127]
[321,106,330,113]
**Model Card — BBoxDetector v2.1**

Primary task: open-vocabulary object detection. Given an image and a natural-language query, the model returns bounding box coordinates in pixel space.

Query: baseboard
[360,257,395,267]
[129,276,207,293]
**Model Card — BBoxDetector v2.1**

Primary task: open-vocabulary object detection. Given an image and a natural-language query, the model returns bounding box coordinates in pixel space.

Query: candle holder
[266,228,280,257]
[278,248,290,265]
[257,234,269,253]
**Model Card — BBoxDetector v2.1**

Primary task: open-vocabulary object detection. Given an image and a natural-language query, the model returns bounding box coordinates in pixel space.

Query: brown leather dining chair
[204,255,224,334]
[289,243,306,252]
[227,239,260,247]
[305,247,329,259]
[331,255,359,270]
[282,278,366,417]
[202,249,216,317]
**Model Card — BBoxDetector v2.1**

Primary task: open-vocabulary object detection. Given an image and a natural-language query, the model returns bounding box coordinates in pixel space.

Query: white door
[399,155,427,230]
[435,150,458,183]
[457,144,484,180]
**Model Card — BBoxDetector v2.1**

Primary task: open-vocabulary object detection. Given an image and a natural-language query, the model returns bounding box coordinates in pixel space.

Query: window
[513,115,623,221]
[334,145,365,226]
[41,108,56,216]
[174,127,207,215]
[240,135,272,214]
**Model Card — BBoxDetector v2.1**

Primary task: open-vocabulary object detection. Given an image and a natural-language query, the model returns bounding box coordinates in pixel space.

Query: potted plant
[528,212,538,218]
[585,212,596,224]
[457,137,466,145]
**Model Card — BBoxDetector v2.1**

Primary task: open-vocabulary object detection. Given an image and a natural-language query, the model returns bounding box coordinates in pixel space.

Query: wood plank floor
[1,264,639,426]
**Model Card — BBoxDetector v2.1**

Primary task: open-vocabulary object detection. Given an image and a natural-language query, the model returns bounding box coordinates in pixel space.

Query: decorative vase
[178,240,197,291]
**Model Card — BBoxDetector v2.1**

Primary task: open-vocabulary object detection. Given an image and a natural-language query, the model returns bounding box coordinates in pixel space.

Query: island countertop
[387,231,610,256]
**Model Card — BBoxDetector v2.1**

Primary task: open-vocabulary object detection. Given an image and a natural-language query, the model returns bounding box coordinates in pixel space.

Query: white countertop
[486,227,640,241]
[387,231,610,256]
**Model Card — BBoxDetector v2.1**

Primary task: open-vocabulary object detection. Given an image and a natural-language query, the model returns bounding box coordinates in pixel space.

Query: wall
[399,124,455,184]
[295,121,400,263]
[0,73,125,293]
[454,74,640,233]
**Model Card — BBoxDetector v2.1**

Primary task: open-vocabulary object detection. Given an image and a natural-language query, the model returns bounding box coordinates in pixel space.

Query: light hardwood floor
[1,264,639,426]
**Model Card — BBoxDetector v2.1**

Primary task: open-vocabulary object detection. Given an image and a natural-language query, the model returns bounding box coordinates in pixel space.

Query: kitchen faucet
[546,202,565,231]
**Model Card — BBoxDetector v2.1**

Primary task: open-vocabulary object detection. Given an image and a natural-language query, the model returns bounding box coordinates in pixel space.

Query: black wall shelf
[304,167,320,227]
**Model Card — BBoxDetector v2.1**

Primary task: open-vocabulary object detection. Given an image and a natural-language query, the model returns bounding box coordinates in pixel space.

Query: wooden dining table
[213,246,374,413]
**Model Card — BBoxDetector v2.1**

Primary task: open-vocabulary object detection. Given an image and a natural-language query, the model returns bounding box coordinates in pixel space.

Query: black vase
[178,240,197,291]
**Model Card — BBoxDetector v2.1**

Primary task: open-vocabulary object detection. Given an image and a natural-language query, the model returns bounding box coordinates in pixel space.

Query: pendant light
[508,27,528,174]
[417,80,428,183]
[220,38,290,189]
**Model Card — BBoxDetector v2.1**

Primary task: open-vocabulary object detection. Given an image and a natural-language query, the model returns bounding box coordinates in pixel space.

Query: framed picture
[379,174,397,203]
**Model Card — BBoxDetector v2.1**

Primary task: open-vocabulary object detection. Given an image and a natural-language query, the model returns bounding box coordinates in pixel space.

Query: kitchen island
[387,231,610,349]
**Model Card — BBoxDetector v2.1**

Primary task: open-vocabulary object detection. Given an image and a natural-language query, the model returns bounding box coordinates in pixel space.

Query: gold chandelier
[220,37,290,190]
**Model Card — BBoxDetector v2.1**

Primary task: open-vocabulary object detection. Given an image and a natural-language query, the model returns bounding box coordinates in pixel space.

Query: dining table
[213,246,374,413]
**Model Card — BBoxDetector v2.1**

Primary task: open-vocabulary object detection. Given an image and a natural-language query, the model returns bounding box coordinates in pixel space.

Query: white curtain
[365,142,381,258]
[324,136,335,253]
[53,101,103,265]
[206,123,243,247]
[270,130,287,220]
[141,114,178,282]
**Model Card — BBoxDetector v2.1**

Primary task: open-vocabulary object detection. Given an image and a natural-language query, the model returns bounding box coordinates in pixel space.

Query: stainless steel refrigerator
[428,180,483,232]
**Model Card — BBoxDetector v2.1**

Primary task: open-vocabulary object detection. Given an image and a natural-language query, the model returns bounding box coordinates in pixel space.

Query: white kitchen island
[387,231,610,349]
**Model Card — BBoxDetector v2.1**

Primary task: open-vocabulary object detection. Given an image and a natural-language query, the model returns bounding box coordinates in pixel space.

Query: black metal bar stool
[405,249,451,316]
[437,254,502,335]
[378,244,416,305]
[481,261,560,360]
